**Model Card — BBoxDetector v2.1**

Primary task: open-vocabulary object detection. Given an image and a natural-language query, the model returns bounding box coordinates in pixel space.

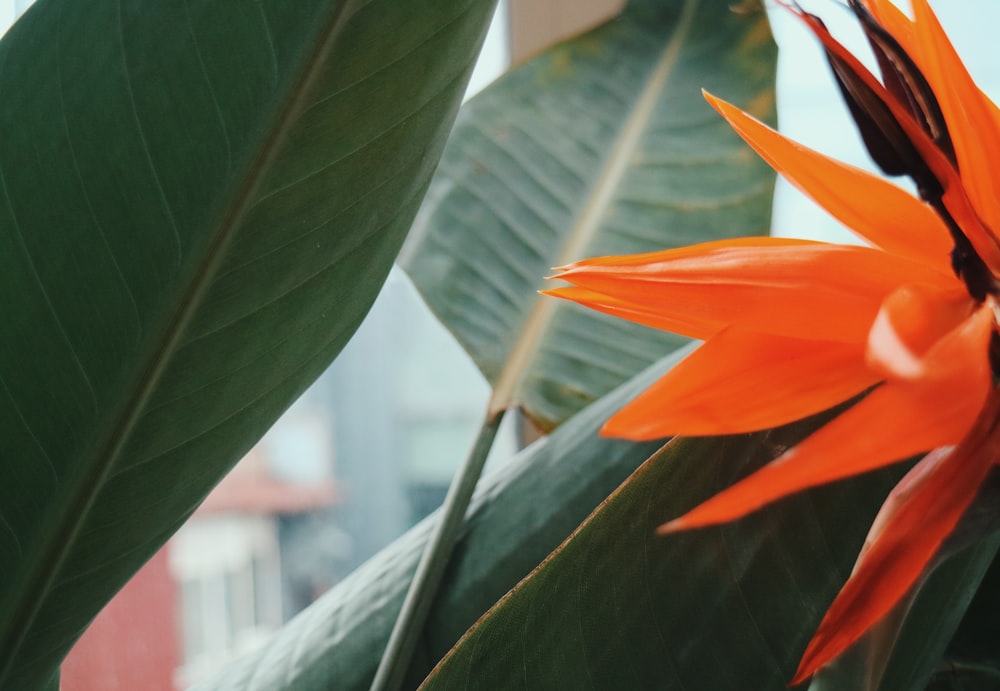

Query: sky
[768,2,1000,242]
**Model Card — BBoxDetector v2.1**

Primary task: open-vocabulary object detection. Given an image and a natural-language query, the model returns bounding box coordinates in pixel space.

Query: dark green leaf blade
[805,469,1000,691]
[420,420,908,690]
[193,348,690,691]
[924,528,1000,690]
[0,0,496,686]
[808,535,1000,691]
[401,0,777,429]
[930,548,1000,690]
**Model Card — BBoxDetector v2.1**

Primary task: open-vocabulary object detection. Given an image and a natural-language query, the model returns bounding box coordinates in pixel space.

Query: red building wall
[61,549,179,691]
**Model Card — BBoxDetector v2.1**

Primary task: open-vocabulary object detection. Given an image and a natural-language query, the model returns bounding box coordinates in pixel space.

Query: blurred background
[1,0,997,688]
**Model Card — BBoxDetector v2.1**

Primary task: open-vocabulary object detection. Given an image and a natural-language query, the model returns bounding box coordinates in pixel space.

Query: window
[170,515,283,688]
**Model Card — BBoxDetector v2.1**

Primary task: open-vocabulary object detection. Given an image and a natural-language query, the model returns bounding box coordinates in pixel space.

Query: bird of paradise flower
[545,0,1000,683]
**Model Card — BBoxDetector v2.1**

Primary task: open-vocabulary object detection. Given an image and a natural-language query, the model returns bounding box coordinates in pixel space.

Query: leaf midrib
[0,2,357,680]
[486,0,700,421]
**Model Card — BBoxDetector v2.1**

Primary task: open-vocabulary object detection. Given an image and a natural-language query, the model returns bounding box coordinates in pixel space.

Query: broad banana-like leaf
[810,535,999,691]
[420,417,917,690]
[927,524,1000,689]
[0,0,496,687]
[194,348,691,691]
[422,431,1000,691]
[400,0,777,429]
[887,538,1000,690]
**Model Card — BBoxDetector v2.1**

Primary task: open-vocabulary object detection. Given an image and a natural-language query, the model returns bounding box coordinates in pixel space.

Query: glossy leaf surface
[421,414,912,690]
[927,499,1000,690]
[423,431,1000,691]
[810,535,999,691]
[193,350,689,691]
[400,0,777,429]
[0,0,495,686]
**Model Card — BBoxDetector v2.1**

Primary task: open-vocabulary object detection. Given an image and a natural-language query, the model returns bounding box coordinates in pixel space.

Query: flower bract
[546,0,1000,682]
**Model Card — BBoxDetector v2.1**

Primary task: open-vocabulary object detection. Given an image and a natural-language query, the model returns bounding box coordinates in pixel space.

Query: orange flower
[546,0,1000,683]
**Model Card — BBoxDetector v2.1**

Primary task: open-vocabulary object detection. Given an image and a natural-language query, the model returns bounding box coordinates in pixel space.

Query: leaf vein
[56,12,142,341]
[183,0,234,173]
[118,0,183,265]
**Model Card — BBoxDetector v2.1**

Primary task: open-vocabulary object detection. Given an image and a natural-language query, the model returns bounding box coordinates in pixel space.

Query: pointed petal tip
[790,631,845,684]
[702,90,730,115]
[785,595,881,686]
[540,286,584,299]
[597,419,644,439]
[656,518,687,535]
[599,422,673,442]
[788,613,839,684]
[789,666,813,687]
[598,423,641,441]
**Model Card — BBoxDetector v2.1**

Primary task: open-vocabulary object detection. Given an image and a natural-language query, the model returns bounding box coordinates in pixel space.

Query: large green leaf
[0,0,496,687]
[930,560,1000,689]
[400,0,776,429]
[926,485,1000,690]
[194,348,691,691]
[886,539,1000,690]
[809,535,1000,691]
[805,471,1000,690]
[420,417,914,690]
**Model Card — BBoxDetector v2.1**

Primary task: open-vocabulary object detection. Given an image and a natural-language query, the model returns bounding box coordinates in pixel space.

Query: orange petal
[791,389,1000,683]
[554,238,954,344]
[860,0,1000,135]
[705,92,952,270]
[658,303,992,532]
[791,5,1000,272]
[602,329,876,439]
[859,0,915,51]
[911,0,1000,263]
[541,286,720,341]
[866,283,975,380]
[859,0,1000,130]
[864,0,1000,145]
[939,184,1000,277]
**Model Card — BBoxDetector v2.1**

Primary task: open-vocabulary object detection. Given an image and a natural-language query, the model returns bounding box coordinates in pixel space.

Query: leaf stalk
[371,409,506,691]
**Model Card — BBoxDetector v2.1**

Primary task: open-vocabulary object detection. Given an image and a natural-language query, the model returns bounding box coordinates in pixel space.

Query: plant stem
[370,409,506,691]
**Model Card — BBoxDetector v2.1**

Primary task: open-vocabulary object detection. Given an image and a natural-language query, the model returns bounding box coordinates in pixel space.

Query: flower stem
[370,410,506,691]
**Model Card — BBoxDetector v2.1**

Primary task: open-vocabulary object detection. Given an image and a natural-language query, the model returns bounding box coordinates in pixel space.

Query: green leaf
[400,0,777,429]
[927,512,1000,690]
[883,536,1000,690]
[193,348,691,691]
[808,536,1000,691]
[804,470,1000,691]
[0,0,496,686]
[420,418,909,690]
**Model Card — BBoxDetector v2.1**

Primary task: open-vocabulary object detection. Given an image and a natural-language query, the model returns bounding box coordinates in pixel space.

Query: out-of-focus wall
[508,0,625,64]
